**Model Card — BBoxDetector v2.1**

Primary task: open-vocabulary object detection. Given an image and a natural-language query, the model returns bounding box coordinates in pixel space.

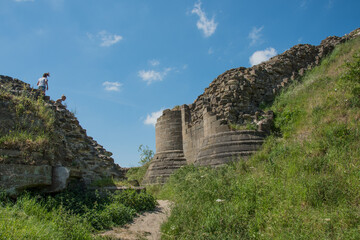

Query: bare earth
[100,200,172,240]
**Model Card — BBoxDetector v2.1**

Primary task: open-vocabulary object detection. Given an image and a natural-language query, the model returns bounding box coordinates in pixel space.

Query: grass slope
[159,37,360,239]
[0,187,156,239]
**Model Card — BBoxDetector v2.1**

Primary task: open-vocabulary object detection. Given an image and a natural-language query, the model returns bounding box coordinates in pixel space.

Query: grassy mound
[0,89,57,163]
[159,37,360,239]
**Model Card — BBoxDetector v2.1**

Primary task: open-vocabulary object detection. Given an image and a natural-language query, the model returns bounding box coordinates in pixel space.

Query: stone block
[0,164,52,196]
[43,166,70,193]
[0,149,21,158]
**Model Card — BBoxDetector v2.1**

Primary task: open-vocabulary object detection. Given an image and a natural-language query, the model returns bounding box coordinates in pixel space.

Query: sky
[0,0,359,167]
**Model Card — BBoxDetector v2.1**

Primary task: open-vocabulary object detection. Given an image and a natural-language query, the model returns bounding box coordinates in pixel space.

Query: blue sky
[0,0,359,167]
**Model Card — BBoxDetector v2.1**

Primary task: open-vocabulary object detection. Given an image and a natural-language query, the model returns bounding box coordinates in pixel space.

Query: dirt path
[100,200,172,240]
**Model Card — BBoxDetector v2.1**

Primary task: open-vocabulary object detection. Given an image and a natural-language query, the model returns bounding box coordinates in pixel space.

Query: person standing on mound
[37,72,50,95]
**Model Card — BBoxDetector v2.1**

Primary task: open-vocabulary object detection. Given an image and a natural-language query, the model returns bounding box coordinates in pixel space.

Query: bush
[84,203,136,230]
[112,189,157,212]
[39,184,156,231]
[0,193,94,240]
[0,184,157,238]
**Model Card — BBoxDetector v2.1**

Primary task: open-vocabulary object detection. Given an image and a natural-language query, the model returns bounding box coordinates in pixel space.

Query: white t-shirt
[38,77,47,87]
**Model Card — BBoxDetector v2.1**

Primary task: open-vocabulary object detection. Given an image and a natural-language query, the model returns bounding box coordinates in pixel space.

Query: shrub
[84,203,136,230]
[0,183,157,238]
[0,193,94,240]
[112,189,157,212]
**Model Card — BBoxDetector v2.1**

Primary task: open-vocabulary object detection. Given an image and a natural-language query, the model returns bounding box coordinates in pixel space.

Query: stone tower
[142,109,187,185]
[142,28,360,185]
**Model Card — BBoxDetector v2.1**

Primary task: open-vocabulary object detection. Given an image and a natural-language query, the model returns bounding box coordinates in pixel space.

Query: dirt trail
[101,200,172,240]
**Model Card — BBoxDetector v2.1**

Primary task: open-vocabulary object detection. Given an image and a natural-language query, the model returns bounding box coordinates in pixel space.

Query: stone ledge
[0,164,52,196]
[0,164,74,196]
[90,186,146,193]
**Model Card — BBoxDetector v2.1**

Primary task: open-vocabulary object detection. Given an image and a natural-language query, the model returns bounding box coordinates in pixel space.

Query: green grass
[229,122,257,131]
[0,193,96,240]
[126,161,151,184]
[158,37,360,239]
[93,145,153,187]
[126,145,154,184]
[0,184,157,239]
[0,89,57,161]
[90,176,133,187]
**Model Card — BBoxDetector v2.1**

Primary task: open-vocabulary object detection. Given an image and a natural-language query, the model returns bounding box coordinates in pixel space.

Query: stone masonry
[0,75,126,195]
[142,28,360,185]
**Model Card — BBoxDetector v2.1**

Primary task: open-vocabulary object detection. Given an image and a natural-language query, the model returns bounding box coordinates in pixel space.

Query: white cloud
[149,59,160,66]
[249,48,277,66]
[248,26,264,46]
[102,81,123,92]
[88,31,123,47]
[191,1,217,37]
[144,109,164,126]
[138,68,172,85]
[98,30,123,47]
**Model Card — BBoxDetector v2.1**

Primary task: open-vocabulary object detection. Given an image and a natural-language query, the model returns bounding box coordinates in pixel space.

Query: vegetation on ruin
[90,145,154,188]
[90,176,133,188]
[157,37,360,239]
[229,122,257,131]
[0,184,156,239]
[126,144,154,184]
[0,87,58,161]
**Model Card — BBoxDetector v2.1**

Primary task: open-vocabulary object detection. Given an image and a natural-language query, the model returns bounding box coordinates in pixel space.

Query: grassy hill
[157,36,360,239]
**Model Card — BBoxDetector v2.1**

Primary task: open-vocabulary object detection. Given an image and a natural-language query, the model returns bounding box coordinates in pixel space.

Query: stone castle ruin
[0,76,126,195]
[142,28,360,185]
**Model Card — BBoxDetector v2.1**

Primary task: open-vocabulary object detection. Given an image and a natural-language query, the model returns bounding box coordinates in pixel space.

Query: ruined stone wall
[142,109,187,185]
[0,75,126,195]
[188,36,346,126]
[181,105,204,164]
[155,109,183,153]
[181,106,229,164]
[142,28,360,185]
